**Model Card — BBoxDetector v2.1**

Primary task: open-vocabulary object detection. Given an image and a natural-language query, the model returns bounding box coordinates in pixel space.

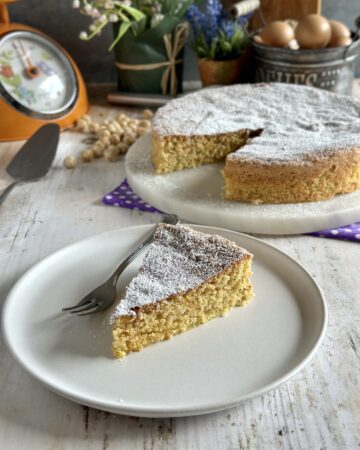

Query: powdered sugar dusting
[112,224,250,318]
[153,83,360,164]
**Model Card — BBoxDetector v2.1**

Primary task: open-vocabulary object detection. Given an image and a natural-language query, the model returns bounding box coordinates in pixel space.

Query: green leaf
[161,0,174,15]
[132,16,147,35]
[131,0,141,9]
[209,39,218,60]
[223,41,231,52]
[109,21,132,50]
[87,18,109,40]
[119,4,146,21]
[176,0,197,18]
[114,10,128,23]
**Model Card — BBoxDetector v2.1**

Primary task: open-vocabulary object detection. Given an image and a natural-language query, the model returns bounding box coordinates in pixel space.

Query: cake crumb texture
[112,259,253,359]
[152,130,250,174]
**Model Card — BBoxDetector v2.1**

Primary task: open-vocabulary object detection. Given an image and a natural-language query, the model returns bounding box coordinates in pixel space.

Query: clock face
[0,30,78,118]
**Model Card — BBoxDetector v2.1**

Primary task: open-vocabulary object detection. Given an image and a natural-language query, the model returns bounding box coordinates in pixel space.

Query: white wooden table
[0,84,359,450]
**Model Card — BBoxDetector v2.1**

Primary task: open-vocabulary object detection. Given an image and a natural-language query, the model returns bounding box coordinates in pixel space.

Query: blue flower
[221,19,234,38]
[185,0,249,60]
[206,0,222,26]
[205,0,222,43]
[186,5,205,38]
[238,12,253,27]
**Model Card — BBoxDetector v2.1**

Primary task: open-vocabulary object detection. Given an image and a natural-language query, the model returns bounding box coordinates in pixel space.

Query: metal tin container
[252,35,360,95]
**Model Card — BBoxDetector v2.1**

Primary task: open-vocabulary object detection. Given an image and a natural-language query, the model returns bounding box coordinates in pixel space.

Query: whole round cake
[152,83,360,204]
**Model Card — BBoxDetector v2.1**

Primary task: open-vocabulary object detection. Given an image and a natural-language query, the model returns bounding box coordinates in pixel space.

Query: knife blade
[0,124,60,206]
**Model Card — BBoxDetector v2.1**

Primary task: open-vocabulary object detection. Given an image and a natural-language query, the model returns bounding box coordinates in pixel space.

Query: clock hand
[12,41,27,68]
[17,40,41,79]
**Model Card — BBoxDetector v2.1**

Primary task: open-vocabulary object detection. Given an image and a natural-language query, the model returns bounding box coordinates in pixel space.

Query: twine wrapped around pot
[115,22,189,96]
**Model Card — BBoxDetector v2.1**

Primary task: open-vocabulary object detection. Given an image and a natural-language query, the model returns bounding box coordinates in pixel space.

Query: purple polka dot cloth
[307,224,360,242]
[103,179,360,242]
[102,178,162,213]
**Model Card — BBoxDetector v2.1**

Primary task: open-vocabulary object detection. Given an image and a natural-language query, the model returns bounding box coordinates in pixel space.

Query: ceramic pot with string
[113,18,188,96]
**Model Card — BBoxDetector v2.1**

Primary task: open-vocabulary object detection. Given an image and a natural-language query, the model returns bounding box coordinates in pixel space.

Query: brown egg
[295,14,331,49]
[329,35,352,47]
[328,20,351,47]
[259,21,295,48]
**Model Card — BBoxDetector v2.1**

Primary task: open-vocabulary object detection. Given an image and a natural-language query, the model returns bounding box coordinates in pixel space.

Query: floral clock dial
[0,30,78,119]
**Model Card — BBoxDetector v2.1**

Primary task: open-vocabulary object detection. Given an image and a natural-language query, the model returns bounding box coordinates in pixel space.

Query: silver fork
[62,214,180,316]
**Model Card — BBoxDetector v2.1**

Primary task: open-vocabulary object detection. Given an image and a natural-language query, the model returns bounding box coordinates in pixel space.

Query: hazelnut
[89,122,100,133]
[63,156,77,169]
[123,133,136,145]
[139,119,151,129]
[93,146,104,158]
[100,136,111,147]
[80,149,94,162]
[137,127,149,137]
[104,146,119,162]
[116,142,128,154]
[110,134,121,145]
[142,109,154,119]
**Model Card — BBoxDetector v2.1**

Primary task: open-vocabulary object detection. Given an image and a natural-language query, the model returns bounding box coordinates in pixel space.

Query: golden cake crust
[224,148,360,203]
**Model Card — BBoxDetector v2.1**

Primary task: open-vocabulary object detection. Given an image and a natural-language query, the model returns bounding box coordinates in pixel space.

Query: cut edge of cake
[152,129,252,174]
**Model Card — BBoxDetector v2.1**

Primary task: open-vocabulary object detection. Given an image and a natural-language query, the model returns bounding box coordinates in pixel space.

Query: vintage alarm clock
[0,0,88,141]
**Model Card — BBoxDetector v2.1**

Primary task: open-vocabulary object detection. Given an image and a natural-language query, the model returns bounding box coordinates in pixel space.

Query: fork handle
[110,213,180,285]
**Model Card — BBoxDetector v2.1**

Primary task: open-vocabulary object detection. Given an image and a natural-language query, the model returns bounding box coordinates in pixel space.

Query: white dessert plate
[2,225,327,418]
[126,134,360,235]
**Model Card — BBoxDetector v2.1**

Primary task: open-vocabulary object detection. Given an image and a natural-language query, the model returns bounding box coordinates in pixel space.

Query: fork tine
[68,299,98,314]
[62,294,94,312]
[77,305,101,316]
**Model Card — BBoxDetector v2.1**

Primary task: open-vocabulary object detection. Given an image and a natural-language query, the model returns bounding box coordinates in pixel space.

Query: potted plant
[73,0,194,95]
[186,0,251,86]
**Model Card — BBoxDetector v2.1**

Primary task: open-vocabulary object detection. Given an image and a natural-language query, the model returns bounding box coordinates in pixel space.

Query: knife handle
[0,180,22,206]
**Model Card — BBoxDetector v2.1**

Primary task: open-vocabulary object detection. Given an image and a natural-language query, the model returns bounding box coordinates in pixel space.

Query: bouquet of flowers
[186,0,250,60]
[73,0,195,94]
[74,0,194,49]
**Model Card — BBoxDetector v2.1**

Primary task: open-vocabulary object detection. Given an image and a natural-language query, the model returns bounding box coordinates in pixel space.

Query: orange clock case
[0,2,89,141]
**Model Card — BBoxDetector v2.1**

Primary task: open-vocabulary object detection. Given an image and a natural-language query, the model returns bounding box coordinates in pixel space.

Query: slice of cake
[111,224,253,359]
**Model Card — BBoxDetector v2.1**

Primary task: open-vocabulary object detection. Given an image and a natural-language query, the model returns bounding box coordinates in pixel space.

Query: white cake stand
[125,134,360,235]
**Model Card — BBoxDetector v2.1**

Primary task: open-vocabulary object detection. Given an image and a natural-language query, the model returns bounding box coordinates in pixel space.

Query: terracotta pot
[198,53,250,86]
